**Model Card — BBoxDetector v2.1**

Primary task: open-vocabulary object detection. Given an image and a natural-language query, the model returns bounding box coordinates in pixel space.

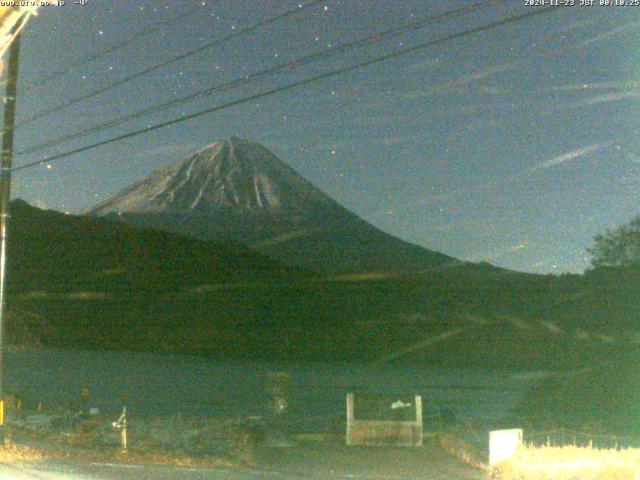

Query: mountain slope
[8,199,300,294]
[87,137,459,273]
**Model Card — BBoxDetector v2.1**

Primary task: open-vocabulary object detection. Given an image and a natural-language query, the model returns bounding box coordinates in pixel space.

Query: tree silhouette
[588,216,640,268]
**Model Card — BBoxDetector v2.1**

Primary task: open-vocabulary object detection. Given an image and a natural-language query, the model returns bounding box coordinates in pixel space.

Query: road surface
[0,462,306,480]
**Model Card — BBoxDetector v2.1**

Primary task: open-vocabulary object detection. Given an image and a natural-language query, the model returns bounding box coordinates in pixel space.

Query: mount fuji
[88,137,461,273]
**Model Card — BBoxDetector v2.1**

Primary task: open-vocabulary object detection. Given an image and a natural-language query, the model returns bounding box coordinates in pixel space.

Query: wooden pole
[0,32,20,441]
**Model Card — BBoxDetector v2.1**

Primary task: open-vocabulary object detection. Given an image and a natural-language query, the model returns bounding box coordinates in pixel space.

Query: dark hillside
[8,199,301,294]
[6,201,639,370]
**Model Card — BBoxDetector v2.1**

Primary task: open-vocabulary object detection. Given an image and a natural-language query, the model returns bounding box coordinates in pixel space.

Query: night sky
[7,0,640,274]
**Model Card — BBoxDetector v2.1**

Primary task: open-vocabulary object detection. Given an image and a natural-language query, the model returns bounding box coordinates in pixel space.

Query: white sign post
[489,429,523,466]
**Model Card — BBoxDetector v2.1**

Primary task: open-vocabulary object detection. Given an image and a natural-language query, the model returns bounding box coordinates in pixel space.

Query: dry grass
[437,433,487,470]
[490,445,640,480]
[0,440,45,463]
[5,418,252,469]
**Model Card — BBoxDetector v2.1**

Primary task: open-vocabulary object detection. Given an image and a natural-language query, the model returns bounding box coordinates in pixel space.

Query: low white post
[112,406,128,452]
[489,429,522,466]
[121,406,127,451]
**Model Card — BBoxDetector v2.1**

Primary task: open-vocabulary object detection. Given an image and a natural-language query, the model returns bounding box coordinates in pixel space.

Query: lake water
[3,347,542,431]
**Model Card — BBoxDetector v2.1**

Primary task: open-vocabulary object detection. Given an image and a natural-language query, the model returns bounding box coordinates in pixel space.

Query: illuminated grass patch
[490,445,640,480]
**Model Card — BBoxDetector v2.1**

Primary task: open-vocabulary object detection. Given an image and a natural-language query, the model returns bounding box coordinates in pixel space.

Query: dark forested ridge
[6,200,640,370]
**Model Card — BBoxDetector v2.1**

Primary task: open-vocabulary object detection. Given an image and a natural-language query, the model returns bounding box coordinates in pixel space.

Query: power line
[16,0,503,157]
[14,0,323,129]
[22,3,207,90]
[12,6,559,174]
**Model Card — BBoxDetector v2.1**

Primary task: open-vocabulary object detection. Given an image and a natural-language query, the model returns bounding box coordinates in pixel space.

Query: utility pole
[0,33,21,441]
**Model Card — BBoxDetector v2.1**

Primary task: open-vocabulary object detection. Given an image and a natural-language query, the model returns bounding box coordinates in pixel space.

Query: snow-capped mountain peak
[88,138,455,274]
[89,137,334,217]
